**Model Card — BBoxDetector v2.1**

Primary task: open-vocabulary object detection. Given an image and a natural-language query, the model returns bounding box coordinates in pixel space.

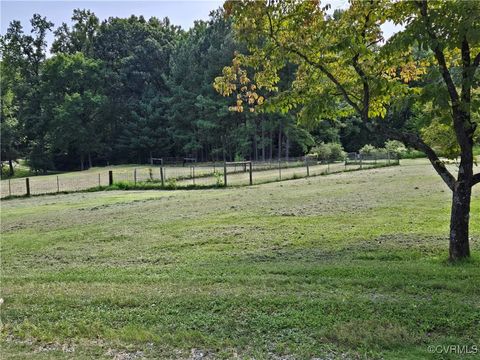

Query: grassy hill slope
[1,160,479,359]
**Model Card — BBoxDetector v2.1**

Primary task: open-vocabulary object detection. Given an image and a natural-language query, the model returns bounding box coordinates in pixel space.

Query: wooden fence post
[109,170,113,186]
[25,178,30,196]
[160,166,164,187]
[134,168,137,185]
[8,179,11,196]
[306,158,310,177]
[192,165,195,185]
[249,161,253,185]
[98,173,101,187]
[56,176,60,193]
[278,161,282,180]
[224,162,227,187]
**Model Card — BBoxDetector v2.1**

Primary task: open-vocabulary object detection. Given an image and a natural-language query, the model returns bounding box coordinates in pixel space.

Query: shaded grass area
[1,160,480,359]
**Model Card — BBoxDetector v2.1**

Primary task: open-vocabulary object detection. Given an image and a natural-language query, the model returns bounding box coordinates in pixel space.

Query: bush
[213,170,224,187]
[309,142,346,162]
[329,143,346,162]
[384,140,407,157]
[359,144,377,156]
[165,178,178,190]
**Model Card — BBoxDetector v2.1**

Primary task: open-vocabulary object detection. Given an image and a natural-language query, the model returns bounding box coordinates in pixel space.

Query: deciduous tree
[215,0,480,260]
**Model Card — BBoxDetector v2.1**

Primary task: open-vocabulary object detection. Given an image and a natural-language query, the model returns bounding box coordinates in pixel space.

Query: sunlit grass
[1,159,479,359]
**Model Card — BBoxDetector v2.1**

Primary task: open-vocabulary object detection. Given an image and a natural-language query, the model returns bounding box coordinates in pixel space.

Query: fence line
[0,153,399,198]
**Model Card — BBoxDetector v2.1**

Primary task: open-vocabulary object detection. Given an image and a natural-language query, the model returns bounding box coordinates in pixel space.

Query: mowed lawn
[1,159,479,359]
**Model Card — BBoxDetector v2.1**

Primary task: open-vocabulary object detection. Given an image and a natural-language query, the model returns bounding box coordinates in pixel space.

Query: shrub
[359,144,377,156]
[234,154,245,162]
[309,142,346,162]
[165,178,178,190]
[329,143,346,162]
[213,170,224,187]
[384,140,407,157]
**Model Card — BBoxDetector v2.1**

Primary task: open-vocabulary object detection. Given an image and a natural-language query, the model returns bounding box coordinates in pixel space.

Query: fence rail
[0,153,399,198]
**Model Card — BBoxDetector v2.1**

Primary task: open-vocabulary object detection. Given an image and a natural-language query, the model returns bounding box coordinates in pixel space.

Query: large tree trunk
[449,182,471,260]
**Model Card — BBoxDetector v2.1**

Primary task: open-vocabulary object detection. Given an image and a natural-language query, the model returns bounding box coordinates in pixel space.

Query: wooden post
[134,168,137,184]
[25,178,30,196]
[306,158,310,177]
[278,161,282,180]
[160,166,164,187]
[8,179,11,196]
[249,161,253,185]
[56,176,60,193]
[387,152,391,165]
[223,162,227,187]
[108,170,113,186]
[192,165,195,185]
[98,173,101,187]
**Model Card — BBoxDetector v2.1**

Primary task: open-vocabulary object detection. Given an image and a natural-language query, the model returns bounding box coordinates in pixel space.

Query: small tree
[384,140,407,158]
[359,144,377,156]
[310,143,331,162]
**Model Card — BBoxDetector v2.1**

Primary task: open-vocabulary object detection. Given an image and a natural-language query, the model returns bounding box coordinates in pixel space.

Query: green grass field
[1,159,479,359]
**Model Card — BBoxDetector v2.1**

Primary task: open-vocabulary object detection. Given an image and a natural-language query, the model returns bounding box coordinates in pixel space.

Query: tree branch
[377,124,456,191]
[417,1,460,106]
[265,8,363,116]
[352,53,369,121]
[417,1,474,151]
[473,173,480,187]
[473,52,480,70]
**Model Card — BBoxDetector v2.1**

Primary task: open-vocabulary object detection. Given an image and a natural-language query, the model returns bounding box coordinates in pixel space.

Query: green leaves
[215,0,399,122]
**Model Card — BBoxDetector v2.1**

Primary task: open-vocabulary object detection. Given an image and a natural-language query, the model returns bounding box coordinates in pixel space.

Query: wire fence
[0,153,399,198]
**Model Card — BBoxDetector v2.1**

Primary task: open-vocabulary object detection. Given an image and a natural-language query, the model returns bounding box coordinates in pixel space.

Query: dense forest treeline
[1,8,388,173]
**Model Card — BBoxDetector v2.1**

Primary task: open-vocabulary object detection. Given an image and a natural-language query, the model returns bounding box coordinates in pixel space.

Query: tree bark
[80,154,84,171]
[277,126,282,161]
[269,130,273,161]
[253,122,258,161]
[8,159,14,176]
[285,134,290,161]
[261,121,266,161]
[449,181,471,260]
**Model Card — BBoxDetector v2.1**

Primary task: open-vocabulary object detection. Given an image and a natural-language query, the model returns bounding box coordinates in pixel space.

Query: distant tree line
[0,8,393,174]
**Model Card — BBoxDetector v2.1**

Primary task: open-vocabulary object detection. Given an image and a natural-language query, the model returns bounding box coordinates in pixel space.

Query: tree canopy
[213,0,479,260]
